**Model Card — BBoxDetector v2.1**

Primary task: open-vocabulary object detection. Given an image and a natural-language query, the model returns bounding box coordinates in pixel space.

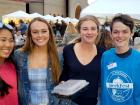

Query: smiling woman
[100,14,140,105]
[0,23,18,105]
[13,17,75,105]
[60,15,105,105]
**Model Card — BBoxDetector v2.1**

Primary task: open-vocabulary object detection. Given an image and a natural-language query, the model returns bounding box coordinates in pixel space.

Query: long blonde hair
[21,17,61,83]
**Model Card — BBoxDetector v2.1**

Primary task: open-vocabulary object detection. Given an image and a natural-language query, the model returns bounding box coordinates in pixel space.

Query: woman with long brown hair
[13,17,74,105]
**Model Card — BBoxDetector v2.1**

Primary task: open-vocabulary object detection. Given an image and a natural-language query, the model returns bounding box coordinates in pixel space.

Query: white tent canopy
[71,18,79,24]
[80,0,140,20]
[2,10,30,19]
[2,10,30,24]
[63,17,71,23]
[43,14,55,21]
[29,13,43,19]
[2,10,79,24]
[63,17,79,24]
[54,16,64,22]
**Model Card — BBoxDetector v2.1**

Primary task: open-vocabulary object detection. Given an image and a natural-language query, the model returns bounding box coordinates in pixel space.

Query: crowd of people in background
[5,17,116,50]
[0,13,140,105]
[5,16,140,50]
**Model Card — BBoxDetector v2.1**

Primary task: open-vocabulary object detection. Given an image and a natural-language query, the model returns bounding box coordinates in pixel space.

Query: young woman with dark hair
[0,23,18,105]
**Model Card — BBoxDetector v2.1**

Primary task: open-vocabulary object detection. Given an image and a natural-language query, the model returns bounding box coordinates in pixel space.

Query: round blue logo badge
[106,71,133,102]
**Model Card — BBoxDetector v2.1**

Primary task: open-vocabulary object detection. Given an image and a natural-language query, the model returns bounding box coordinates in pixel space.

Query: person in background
[14,27,25,49]
[62,22,79,45]
[55,19,61,38]
[60,20,67,38]
[98,26,114,50]
[60,15,105,105]
[18,19,27,35]
[13,17,75,105]
[0,23,18,105]
[8,20,16,29]
[100,14,140,105]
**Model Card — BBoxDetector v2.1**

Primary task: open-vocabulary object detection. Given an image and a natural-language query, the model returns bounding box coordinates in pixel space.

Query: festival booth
[43,15,79,25]
[2,10,30,24]
[2,10,79,26]
[80,0,140,24]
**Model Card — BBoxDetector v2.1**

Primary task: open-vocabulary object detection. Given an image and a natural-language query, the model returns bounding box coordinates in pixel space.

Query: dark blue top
[60,43,105,105]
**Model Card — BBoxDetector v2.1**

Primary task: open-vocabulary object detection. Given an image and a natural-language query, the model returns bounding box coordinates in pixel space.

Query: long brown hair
[99,29,114,49]
[21,17,61,83]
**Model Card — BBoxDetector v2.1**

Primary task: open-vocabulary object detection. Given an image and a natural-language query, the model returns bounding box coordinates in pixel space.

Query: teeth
[116,39,123,42]
[37,39,44,42]
[2,49,11,52]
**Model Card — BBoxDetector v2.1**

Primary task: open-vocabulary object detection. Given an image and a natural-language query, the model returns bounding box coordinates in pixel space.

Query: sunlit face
[0,29,14,62]
[111,21,132,48]
[80,20,98,44]
[31,21,50,47]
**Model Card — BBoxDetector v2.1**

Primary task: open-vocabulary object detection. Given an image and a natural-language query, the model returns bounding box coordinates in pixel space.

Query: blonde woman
[60,15,105,105]
[13,17,75,105]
